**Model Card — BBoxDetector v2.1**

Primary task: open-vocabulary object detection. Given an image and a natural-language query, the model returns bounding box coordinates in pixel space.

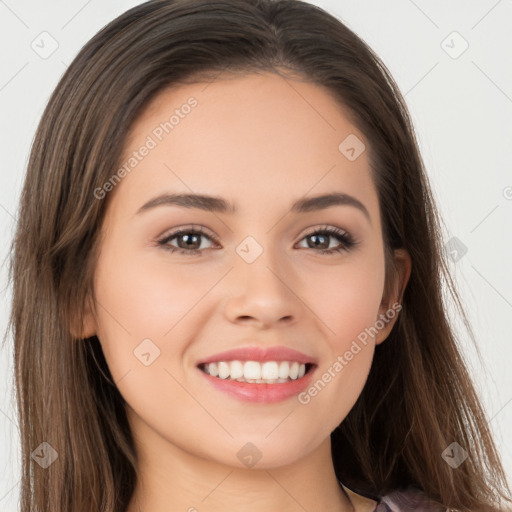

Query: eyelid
[157,224,219,243]
[301,224,348,237]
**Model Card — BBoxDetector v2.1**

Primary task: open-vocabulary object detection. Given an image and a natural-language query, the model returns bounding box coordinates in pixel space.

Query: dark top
[341,484,446,511]
[376,488,447,510]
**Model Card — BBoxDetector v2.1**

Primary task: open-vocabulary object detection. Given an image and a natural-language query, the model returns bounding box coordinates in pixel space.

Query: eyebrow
[136,192,371,223]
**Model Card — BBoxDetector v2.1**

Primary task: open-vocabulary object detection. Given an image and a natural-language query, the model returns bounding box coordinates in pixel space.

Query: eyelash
[156,225,357,256]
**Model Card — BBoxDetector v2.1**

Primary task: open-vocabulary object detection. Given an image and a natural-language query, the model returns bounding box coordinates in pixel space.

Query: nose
[223,250,302,329]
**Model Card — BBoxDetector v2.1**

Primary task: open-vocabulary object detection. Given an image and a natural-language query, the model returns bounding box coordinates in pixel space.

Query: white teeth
[202,360,308,382]
[289,362,299,379]
[278,361,290,379]
[244,361,261,380]
[218,361,230,379]
[261,361,279,380]
[229,360,244,379]
[208,362,218,377]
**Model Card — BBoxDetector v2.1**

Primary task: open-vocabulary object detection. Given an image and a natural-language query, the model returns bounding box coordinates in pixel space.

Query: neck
[125,415,355,512]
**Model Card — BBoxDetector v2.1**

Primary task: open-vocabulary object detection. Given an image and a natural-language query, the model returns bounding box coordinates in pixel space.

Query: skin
[79,71,411,512]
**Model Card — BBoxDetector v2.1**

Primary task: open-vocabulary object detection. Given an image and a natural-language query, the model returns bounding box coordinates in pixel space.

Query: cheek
[91,241,199,386]
[307,249,386,349]
[94,242,202,339]
[91,246,205,430]
[300,247,385,407]
[297,268,384,427]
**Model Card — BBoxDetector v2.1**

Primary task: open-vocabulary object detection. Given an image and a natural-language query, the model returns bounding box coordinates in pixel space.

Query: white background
[1,1,511,510]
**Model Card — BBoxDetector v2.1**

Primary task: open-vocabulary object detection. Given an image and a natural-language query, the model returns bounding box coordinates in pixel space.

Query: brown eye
[157,228,217,255]
[297,227,355,255]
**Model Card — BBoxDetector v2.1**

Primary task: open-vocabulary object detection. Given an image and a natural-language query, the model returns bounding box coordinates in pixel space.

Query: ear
[70,293,98,339]
[375,248,411,345]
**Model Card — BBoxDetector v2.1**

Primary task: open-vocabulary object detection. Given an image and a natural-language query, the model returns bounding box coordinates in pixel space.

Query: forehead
[111,71,378,220]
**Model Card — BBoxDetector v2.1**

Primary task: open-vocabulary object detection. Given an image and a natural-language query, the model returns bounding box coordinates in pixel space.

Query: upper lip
[196,345,317,366]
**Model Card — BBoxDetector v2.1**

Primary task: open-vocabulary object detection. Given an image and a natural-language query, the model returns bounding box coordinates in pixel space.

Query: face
[82,71,408,470]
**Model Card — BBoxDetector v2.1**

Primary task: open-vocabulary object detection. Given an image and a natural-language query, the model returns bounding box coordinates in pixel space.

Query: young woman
[7,0,511,511]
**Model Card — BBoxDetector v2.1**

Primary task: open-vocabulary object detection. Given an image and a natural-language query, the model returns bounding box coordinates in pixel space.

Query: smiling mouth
[198,360,315,384]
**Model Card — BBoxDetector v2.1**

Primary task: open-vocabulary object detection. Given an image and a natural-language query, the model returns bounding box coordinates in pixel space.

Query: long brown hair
[5,0,511,511]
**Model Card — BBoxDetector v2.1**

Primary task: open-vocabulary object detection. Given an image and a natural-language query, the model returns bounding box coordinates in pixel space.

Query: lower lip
[198,366,316,403]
